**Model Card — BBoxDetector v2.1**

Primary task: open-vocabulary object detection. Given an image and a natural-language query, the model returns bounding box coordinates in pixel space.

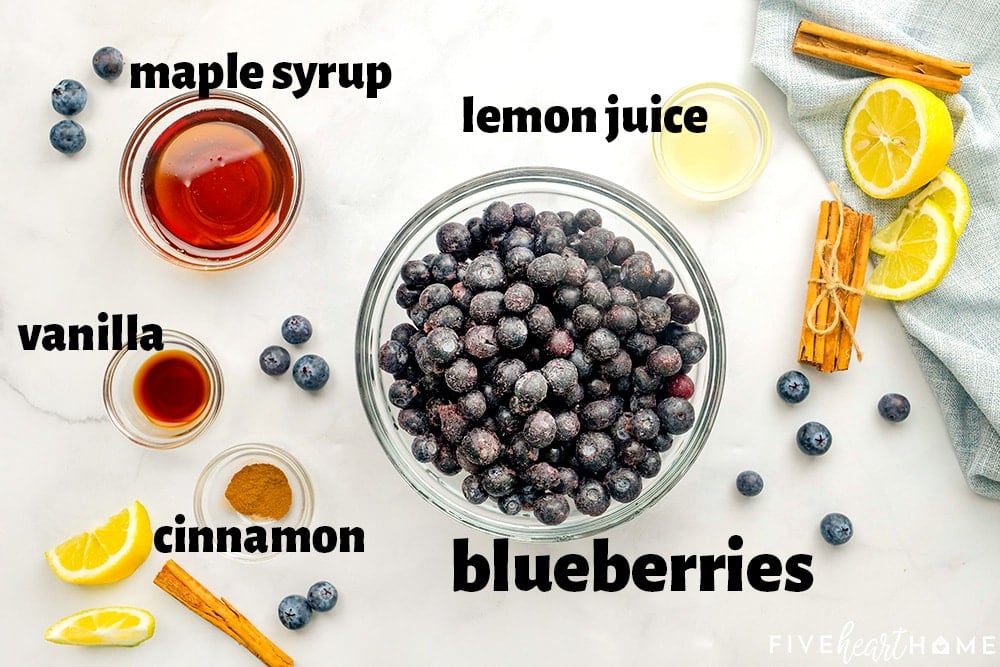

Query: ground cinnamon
[225,463,292,521]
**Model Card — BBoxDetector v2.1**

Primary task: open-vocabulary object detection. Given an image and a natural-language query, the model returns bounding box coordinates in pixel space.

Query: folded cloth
[752,0,1000,499]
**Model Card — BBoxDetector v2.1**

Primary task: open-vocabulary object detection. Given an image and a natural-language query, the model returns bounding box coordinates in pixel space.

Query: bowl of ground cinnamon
[194,443,314,561]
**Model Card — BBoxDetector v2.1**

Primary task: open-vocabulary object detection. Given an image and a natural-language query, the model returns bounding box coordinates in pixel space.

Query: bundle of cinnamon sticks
[798,199,872,372]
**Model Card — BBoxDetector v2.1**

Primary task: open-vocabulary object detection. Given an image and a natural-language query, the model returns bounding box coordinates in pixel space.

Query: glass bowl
[193,443,314,562]
[103,329,224,449]
[120,90,302,271]
[356,167,725,541]
[652,82,771,201]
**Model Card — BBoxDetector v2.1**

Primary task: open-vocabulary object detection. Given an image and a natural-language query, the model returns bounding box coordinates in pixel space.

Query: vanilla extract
[18,313,162,351]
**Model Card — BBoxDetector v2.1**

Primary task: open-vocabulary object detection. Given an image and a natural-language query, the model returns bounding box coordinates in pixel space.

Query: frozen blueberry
[281,315,313,344]
[820,512,853,545]
[92,46,124,80]
[632,409,660,441]
[492,358,527,395]
[796,421,832,456]
[514,371,548,406]
[388,380,417,408]
[480,464,518,497]
[278,594,312,630]
[378,340,409,374]
[292,354,330,391]
[625,332,658,359]
[457,390,487,421]
[400,260,431,287]
[574,227,616,260]
[664,373,695,400]
[877,393,911,422]
[526,253,568,287]
[511,202,536,227]
[496,316,529,350]
[462,474,488,504]
[575,431,615,474]
[574,479,611,516]
[464,325,499,359]
[430,253,459,283]
[545,329,575,358]
[605,468,642,503]
[444,358,478,393]
[675,331,707,364]
[535,226,567,255]
[657,397,695,434]
[504,246,535,278]
[736,470,764,496]
[603,304,638,334]
[648,270,675,297]
[482,201,514,233]
[541,358,578,396]
[498,493,524,515]
[533,493,570,525]
[49,120,86,154]
[259,345,291,376]
[621,252,655,293]
[777,370,810,404]
[469,290,505,323]
[585,328,619,361]
[464,255,507,291]
[666,294,701,324]
[607,236,635,265]
[306,581,339,612]
[524,410,557,447]
[573,208,602,231]
[580,399,620,431]
[553,411,581,442]
[525,462,561,490]
[51,79,87,115]
[410,435,439,463]
[647,345,682,377]
[635,449,661,478]
[459,428,502,467]
[636,296,671,334]
[503,282,535,313]
[426,327,462,364]
[436,221,472,257]
[572,304,604,332]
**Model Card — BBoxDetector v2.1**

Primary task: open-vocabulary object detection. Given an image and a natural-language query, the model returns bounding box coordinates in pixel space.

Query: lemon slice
[865,199,957,300]
[844,78,954,199]
[871,167,970,255]
[45,606,155,647]
[45,500,153,585]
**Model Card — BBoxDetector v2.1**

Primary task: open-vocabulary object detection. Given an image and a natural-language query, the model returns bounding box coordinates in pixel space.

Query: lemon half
[865,198,957,300]
[844,78,954,199]
[45,606,155,647]
[45,500,153,585]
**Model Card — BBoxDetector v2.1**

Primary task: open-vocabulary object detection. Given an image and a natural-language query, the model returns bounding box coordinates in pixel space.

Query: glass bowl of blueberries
[357,167,725,541]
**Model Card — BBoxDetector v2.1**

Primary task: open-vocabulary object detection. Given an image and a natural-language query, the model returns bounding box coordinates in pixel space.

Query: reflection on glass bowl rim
[356,167,725,541]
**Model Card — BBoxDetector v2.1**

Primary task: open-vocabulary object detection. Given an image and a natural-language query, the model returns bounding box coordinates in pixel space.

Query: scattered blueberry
[281,315,313,344]
[796,421,832,456]
[292,354,330,391]
[306,581,339,612]
[92,46,125,81]
[819,512,853,545]
[877,393,911,422]
[277,594,312,630]
[736,470,764,496]
[49,120,86,154]
[51,79,87,115]
[776,370,810,404]
[259,345,291,376]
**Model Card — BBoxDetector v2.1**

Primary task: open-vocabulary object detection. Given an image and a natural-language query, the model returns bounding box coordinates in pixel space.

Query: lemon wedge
[844,78,954,199]
[865,198,957,300]
[871,167,970,255]
[45,500,153,585]
[45,606,155,647]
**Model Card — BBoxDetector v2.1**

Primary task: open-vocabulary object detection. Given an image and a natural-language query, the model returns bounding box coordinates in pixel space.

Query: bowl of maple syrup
[120,91,302,270]
[103,329,224,448]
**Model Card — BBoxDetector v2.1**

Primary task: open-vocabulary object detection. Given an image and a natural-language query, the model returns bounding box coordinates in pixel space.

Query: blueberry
[418,283,452,310]
[632,409,660,441]
[459,428,502,467]
[648,270,675,297]
[575,431,615,474]
[469,290,505,323]
[464,325,499,360]
[511,202,536,227]
[426,327,462,364]
[436,221,472,257]
[259,345,291,376]
[819,512,853,545]
[523,410,557,447]
[736,470,764,496]
[482,201,514,233]
[49,120,86,154]
[666,294,701,324]
[464,255,507,291]
[525,304,556,338]
[545,329,575,358]
[605,468,642,503]
[503,282,535,313]
[580,399,620,431]
[292,354,330,391]
[426,304,464,330]
[585,328,619,361]
[796,421,832,456]
[92,46,124,81]
[603,304,638,334]
[574,478,611,516]
[480,464,518,497]
[647,345,682,377]
[574,227,616,260]
[400,259,431,287]
[541,358,578,396]
[635,449,662,478]
[525,462,561,490]
[554,466,580,494]
[278,594,312,630]
[51,79,87,115]
[457,390,487,421]
[504,246,535,278]
[462,474,488,504]
[444,358,478,393]
[535,226,567,255]
[877,393,911,422]
[306,581,339,612]
[496,316,528,350]
[377,340,409,374]
[657,396,695,434]
[636,296,671,334]
[573,208,602,231]
[664,373,695,400]
[675,332,707,364]
[776,370,810,404]
[514,371,548,406]
[607,236,635,265]
[533,493,570,525]
[430,253,459,283]
[526,253,568,287]
[554,411,581,442]
[281,315,313,344]
[410,435,439,463]
[621,252,655,293]
[498,493,523,515]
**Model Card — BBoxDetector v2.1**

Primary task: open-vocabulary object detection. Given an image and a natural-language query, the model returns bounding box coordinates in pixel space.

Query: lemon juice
[653,83,770,201]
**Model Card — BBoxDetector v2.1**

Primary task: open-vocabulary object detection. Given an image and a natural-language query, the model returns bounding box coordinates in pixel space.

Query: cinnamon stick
[792,20,971,94]
[798,197,871,372]
[154,559,293,667]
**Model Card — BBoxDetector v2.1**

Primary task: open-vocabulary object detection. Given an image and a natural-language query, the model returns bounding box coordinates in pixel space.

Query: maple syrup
[133,349,211,427]
[141,107,295,251]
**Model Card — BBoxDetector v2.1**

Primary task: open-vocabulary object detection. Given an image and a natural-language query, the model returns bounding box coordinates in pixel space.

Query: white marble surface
[4,1,1000,665]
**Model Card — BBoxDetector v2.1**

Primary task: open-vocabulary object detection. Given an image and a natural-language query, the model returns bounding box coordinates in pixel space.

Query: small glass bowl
[652,82,771,201]
[193,443,314,562]
[120,90,303,271]
[103,329,223,449]
[356,167,726,541]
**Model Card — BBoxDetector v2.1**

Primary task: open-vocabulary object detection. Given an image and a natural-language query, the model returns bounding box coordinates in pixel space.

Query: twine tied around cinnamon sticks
[798,184,873,372]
